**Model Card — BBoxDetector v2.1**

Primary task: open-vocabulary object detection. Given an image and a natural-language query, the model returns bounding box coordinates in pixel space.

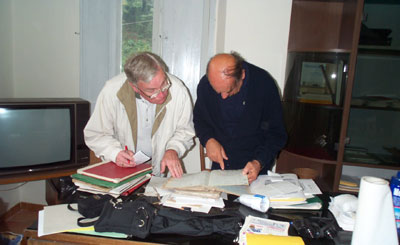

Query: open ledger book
[164,170,249,191]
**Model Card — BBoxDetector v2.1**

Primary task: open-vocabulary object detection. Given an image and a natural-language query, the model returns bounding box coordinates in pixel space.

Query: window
[122,0,154,68]
[80,0,214,111]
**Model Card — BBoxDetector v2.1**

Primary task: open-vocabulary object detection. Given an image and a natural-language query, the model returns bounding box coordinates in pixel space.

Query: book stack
[338,175,360,193]
[71,161,153,197]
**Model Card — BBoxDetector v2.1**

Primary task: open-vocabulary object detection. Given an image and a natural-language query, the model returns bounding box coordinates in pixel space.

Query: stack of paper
[161,192,225,213]
[144,170,249,213]
[142,176,224,213]
[71,160,152,197]
[250,172,322,210]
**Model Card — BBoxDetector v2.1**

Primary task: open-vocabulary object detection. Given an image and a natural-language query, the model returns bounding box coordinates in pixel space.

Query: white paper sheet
[134,151,151,164]
[38,204,85,237]
[299,179,322,195]
[144,176,172,197]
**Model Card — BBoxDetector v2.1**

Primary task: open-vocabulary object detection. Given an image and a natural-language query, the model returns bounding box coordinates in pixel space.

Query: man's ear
[241,69,245,80]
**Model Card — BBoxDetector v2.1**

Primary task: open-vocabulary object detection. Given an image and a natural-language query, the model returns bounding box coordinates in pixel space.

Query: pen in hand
[125,145,130,164]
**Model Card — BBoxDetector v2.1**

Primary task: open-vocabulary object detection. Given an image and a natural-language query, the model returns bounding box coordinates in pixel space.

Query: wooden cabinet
[276,0,400,192]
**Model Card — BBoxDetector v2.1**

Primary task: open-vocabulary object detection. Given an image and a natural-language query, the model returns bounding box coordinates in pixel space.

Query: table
[23,192,349,245]
[23,225,235,245]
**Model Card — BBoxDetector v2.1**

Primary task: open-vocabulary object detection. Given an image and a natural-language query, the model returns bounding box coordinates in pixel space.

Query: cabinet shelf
[289,48,352,53]
[358,47,400,55]
[343,161,400,170]
[350,104,400,112]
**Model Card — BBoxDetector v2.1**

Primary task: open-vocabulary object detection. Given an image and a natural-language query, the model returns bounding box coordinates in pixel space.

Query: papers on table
[164,170,248,190]
[250,171,322,210]
[299,179,323,196]
[144,171,322,213]
[144,176,225,213]
[144,176,173,197]
[161,193,225,213]
[38,204,82,237]
[38,203,128,238]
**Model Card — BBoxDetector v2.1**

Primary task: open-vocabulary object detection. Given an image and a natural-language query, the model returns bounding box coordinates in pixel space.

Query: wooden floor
[0,202,43,235]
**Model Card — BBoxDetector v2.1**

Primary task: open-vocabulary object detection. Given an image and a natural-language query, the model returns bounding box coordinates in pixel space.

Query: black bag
[76,194,114,218]
[67,193,114,227]
[150,206,243,237]
[94,197,242,239]
[94,197,156,239]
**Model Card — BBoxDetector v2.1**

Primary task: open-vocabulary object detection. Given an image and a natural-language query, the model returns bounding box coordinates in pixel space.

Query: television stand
[0,168,78,185]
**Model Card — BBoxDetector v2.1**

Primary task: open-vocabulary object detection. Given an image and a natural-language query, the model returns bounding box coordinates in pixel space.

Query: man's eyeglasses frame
[134,76,171,99]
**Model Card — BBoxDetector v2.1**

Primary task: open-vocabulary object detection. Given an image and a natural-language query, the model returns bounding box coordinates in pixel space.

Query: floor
[0,202,43,235]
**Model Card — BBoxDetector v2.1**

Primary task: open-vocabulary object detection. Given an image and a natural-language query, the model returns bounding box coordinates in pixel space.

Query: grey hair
[124,52,169,85]
[206,51,245,83]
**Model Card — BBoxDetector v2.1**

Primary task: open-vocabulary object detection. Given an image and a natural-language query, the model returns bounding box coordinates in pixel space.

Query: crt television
[0,98,90,179]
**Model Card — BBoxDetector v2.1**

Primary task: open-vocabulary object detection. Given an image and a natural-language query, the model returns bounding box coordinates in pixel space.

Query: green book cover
[71,170,152,188]
[306,196,323,204]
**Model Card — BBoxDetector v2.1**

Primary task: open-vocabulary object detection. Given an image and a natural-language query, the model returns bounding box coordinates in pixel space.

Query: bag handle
[77,217,99,227]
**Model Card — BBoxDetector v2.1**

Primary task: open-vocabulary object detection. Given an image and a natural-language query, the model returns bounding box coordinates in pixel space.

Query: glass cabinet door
[344,2,400,167]
[283,52,349,161]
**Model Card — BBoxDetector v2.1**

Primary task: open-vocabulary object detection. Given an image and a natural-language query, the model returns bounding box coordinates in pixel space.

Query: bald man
[193,51,287,183]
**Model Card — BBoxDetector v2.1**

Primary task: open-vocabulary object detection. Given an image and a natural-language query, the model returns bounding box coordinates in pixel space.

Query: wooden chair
[199,144,211,171]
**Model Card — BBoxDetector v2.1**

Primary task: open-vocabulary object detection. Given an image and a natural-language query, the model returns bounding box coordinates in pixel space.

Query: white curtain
[153,0,216,101]
[79,0,121,112]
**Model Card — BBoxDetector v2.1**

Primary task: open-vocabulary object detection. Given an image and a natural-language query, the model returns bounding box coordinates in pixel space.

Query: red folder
[121,177,151,196]
[78,161,152,183]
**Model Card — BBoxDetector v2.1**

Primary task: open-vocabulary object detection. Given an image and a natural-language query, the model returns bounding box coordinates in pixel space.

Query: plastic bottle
[389,171,400,237]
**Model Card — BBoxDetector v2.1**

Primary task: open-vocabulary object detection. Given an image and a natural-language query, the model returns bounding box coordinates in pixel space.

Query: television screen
[0,108,72,168]
[0,98,90,183]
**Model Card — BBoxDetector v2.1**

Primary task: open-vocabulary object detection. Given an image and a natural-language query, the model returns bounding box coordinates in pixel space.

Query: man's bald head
[206,52,244,83]
[206,51,245,99]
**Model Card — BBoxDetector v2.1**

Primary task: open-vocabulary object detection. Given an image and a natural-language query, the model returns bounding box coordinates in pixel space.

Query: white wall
[217,0,292,91]
[0,0,14,97]
[13,0,80,98]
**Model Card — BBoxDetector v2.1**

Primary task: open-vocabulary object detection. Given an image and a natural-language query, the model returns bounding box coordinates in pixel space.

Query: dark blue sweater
[193,61,287,174]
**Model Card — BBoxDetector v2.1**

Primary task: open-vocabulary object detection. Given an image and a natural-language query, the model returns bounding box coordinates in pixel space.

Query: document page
[209,169,249,186]
[164,171,210,189]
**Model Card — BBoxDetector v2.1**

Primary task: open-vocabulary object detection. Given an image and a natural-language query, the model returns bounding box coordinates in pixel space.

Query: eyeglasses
[135,78,171,99]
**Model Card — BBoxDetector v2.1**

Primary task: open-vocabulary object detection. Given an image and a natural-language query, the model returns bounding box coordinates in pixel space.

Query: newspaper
[238,215,290,245]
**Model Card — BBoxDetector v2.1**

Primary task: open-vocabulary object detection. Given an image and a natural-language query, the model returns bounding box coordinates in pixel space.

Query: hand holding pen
[115,145,136,167]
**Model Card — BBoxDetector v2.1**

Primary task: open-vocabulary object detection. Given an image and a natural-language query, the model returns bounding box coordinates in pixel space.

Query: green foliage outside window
[122,0,153,69]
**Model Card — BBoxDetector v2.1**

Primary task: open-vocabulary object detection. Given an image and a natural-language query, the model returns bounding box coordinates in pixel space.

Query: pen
[125,145,130,164]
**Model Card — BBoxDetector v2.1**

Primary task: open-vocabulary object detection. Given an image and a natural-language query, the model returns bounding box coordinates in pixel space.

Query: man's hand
[161,149,183,178]
[242,160,261,184]
[115,149,135,167]
[205,138,228,170]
